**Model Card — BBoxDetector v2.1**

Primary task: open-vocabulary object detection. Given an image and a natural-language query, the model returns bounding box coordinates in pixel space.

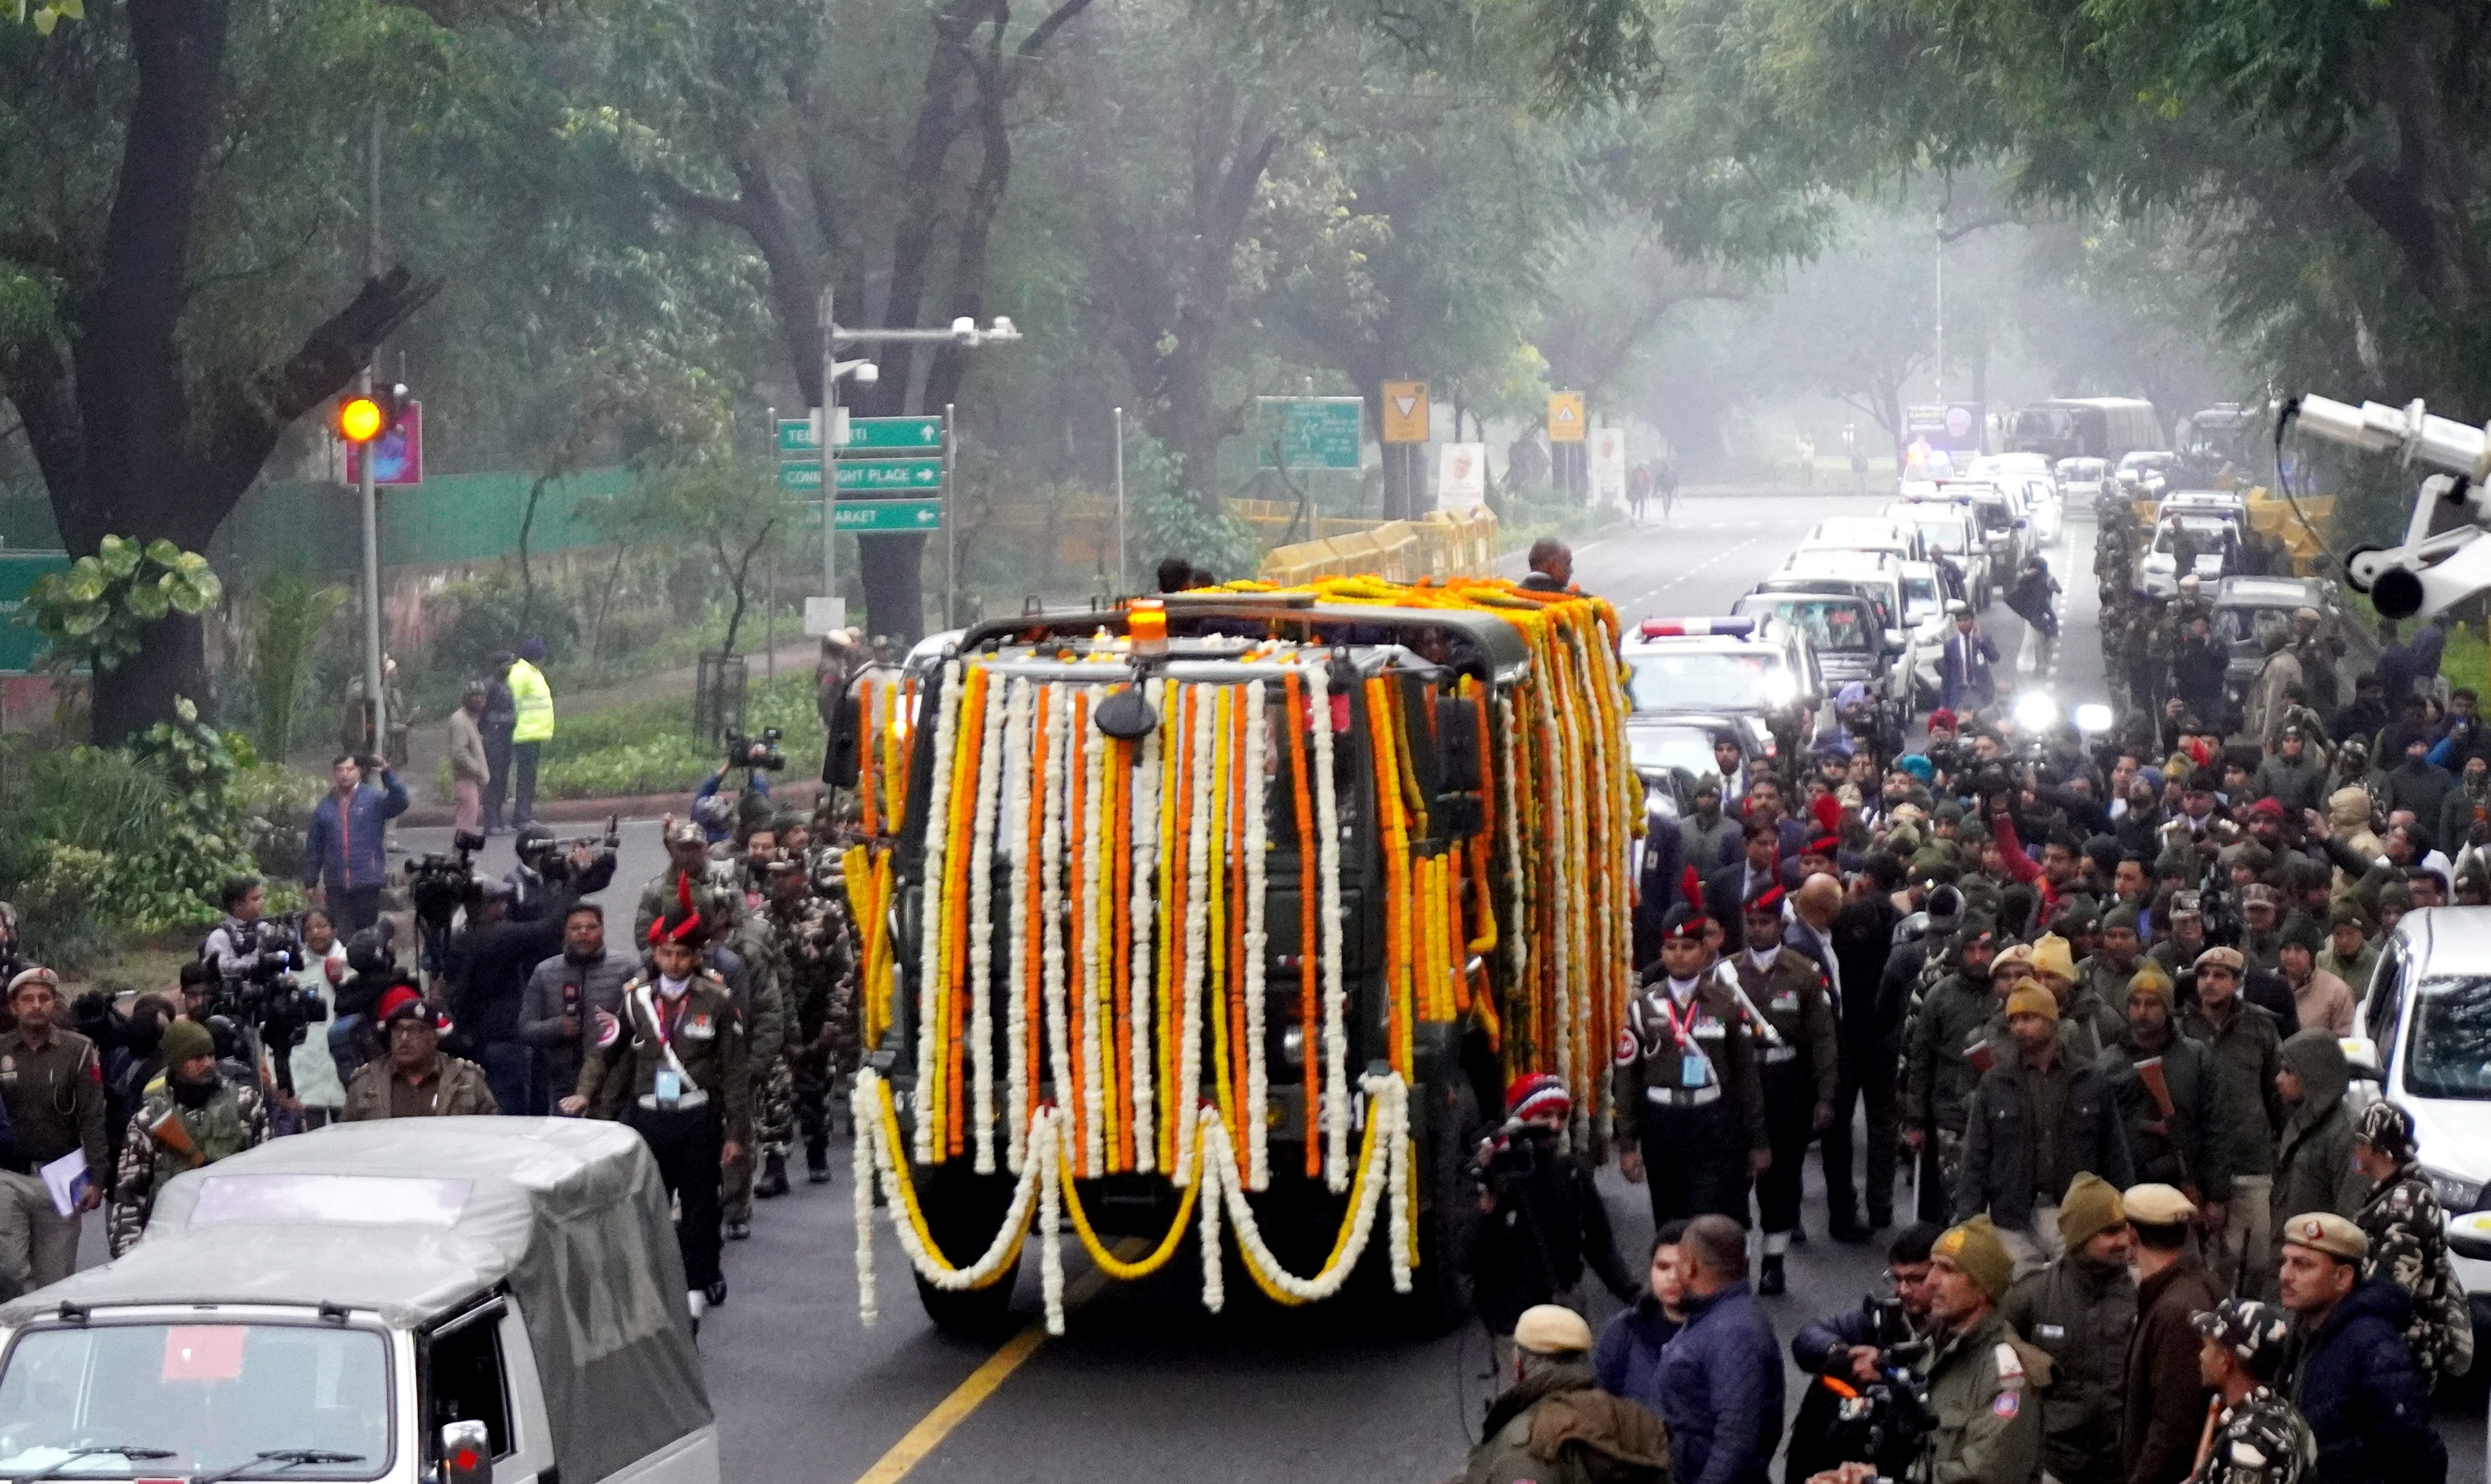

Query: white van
[2347,909,2491,1336]
[0,1120,718,1484]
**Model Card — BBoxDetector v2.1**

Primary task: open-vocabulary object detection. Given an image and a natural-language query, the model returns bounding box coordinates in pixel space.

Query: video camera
[408,828,487,935]
[518,816,621,887]
[201,914,326,1053]
[1816,1296,1937,1481]
[725,727,786,772]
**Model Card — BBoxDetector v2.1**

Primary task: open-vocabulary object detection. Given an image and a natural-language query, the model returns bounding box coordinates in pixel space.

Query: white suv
[2347,908,2491,1337]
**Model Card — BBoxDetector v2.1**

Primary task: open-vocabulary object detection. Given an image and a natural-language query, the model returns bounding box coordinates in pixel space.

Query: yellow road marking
[849,1252,1128,1484]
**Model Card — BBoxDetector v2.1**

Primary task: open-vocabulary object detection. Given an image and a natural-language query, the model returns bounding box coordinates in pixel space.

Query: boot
[725,1219,751,1241]
[1759,1253,1786,1297]
[806,1138,832,1185]
[704,1277,728,1307]
[757,1153,791,1199]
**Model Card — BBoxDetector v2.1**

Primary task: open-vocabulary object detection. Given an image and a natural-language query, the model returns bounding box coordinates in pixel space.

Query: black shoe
[1759,1254,1786,1297]
[705,1277,728,1306]
[757,1155,790,1199]
[725,1220,751,1241]
[1788,1226,1809,1246]
[1868,1210,1895,1232]
[1828,1217,1874,1245]
[806,1139,831,1185]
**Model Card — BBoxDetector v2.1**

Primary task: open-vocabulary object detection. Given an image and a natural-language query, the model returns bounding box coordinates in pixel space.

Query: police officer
[1918,1215,2045,1484]
[1734,885,1837,1295]
[565,894,748,1323]
[2187,1300,2316,1484]
[1997,1173,2136,1484]
[1614,904,1767,1230]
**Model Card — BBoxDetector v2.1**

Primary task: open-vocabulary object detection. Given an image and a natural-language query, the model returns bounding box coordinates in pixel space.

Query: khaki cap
[1989,943,2035,980]
[2279,1211,2367,1263]
[2193,945,2246,974]
[2124,1183,2198,1226]
[1513,1304,1595,1356]
[2029,932,2076,985]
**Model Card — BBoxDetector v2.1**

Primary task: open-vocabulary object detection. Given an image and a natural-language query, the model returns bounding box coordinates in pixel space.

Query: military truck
[850,585,1639,1331]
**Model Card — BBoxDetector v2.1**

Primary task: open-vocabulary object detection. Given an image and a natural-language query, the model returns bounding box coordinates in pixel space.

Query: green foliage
[1125,434,1263,580]
[533,672,825,801]
[22,536,221,675]
[245,564,349,761]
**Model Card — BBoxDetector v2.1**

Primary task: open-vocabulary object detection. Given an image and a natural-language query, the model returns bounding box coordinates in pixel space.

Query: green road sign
[779,461,823,492]
[845,416,945,452]
[0,551,71,675]
[834,458,943,491]
[777,417,820,456]
[1255,397,1363,471]
[799,499,944,532]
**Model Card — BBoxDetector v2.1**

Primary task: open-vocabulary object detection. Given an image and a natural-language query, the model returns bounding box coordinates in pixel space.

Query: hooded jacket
[2285,1276,2447,1484]
[2270,1030,2367,1230]
[1999,1249,2136,1484]
[1463,1358,1674,1484]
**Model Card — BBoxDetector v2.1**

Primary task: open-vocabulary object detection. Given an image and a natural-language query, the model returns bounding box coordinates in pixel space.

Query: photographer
[300,753,409,933]
[506,822,619,923]
[1785,1222,1944,1484]
[1467,1074,1639,1342]
[200,874,288,983]
[693,740,776,846]
[440,878,570,1117]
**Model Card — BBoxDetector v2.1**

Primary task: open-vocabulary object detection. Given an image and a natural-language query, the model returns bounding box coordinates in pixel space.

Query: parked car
[2140,513,2243,598]
[2116,449,2177,497]
[2347,909,2491,1343]
[1740,571,1915,716]
[1796,515,1925,564]
[1622,615,1821,759]
[1883,499,1993,609]
[2055,456,2112,504]
[1904,477,2030,574]
[2211,574,2341,709]
[1898,559,1950,704]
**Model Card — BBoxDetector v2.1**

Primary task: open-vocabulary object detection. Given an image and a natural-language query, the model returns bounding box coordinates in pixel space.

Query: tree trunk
[518,474,548,631]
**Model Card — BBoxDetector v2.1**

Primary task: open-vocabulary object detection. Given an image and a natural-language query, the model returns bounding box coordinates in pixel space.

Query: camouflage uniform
[768,874,860,1172]
[2187,1388,2317,1484]
[108,1071,271,1256]
[2352,1102,2470,1376]
[720,892,788,1229]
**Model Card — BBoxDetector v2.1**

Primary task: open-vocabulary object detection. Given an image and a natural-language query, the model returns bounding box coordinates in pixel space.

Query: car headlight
[1280,1023,1305,1069]
[2424,1164,2485,1213]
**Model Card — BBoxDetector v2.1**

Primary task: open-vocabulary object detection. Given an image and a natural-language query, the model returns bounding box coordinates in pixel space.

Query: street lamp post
[807,306,1020,636]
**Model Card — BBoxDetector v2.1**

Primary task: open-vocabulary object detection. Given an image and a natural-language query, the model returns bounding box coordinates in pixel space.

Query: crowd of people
[1461,520,2479,1484]
[0,732,865,1326]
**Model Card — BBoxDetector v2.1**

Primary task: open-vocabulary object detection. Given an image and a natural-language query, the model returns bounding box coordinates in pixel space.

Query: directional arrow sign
[834,458,943,492]
[802,498,944,532]
[844,416,945,452]
[777,418,818,456]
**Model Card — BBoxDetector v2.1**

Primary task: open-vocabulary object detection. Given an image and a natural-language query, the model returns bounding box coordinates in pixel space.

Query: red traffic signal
[334,383,408,444]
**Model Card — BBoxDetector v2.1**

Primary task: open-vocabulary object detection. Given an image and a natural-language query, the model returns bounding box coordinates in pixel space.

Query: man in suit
[1708,820,1783,927]
[1823,860,1906,1239]
[1939,603,1999,714]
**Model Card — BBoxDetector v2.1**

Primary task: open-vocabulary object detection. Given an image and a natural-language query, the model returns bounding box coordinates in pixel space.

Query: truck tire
[1388,1078,1479,1334]
[910,1164,1024,1334]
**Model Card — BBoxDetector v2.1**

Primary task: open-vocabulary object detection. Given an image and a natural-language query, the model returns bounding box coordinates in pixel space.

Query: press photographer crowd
[0,644,866,1328]
[1454,519,2480,1484]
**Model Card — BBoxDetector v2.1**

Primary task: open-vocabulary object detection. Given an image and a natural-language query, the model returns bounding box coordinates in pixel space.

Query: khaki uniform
[0,1029,107,1297]
[1917,1307,2048,1484]
[1612,967,1765,1228]
[1999,1253,2137,1484]
[1735,946,1837,1238]
[339,1053,499,1121]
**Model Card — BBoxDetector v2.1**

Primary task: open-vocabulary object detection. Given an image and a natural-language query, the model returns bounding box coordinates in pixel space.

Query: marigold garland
[911,661,963,1164]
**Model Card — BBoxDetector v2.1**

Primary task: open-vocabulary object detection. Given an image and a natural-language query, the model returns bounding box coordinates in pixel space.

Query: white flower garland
[1241,677,1271,1191]
[1041,685,1073,1138]
[1079,691,1108,1178]
[913,660,964,1164]
[1308,665,1350,1193]
[1497,694,1527,992]
[852,1076,879,1327]
[1175,682,1214,1187]
[1539,672,1577,1128]
[1002,679,1035,1173]
[1126,679,1163,1174]
[1196,1071,1410,1310]
[968,669,1008,1174]
[851,1069,1412,1335]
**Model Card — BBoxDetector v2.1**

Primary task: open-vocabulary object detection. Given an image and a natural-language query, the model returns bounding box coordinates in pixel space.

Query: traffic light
[334,383,408,445]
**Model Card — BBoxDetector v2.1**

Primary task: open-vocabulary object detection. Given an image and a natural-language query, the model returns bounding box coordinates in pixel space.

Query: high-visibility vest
[508,659,555,743]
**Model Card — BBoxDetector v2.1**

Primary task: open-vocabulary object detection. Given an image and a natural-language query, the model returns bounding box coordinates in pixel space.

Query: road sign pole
[944,402,956,629]
[1114,406,1126,593]
[818,286,839,632]
[357,104,386,757]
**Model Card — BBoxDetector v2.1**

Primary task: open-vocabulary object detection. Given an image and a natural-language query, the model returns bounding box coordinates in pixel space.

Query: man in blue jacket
[1595,1219,1688,1414]
[2275,1212,2447,1484]
[1655,1214,1784,1484]
[303,753,410,933]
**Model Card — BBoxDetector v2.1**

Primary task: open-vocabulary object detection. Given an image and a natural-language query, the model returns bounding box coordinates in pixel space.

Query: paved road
[398,491,2485,1484]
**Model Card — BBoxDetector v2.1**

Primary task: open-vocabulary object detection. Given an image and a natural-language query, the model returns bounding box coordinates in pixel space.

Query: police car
[1621,615,1821,759]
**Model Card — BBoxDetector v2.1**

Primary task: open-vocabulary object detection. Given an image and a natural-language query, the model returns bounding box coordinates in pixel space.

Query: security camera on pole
[793,293,1022,637]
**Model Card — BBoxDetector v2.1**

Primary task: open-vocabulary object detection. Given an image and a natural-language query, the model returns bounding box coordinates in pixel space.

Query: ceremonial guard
[1733,884,1837,1294]
[1614,904,1767,1231]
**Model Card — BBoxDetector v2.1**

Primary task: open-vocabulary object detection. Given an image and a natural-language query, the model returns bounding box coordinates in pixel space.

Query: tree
[597,451,796,661]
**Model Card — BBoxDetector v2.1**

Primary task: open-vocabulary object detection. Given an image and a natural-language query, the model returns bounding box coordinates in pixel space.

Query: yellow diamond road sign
[1381,381,1429,444]
[1547,392,1586,443]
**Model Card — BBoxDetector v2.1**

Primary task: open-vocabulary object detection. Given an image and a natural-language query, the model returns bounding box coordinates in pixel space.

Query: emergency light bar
[1638,617,1756,639]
